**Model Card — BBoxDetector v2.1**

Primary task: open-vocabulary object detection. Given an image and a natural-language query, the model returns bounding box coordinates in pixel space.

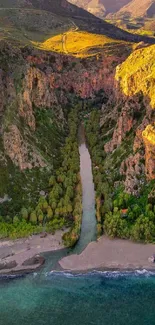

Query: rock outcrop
[103,44,155,193]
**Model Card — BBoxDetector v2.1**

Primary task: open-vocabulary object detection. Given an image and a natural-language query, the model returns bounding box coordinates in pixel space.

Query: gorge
[0,0,155,324]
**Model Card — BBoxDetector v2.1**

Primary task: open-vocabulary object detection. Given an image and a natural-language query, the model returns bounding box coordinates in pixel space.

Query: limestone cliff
[1,44,122,170]
[103,44,155,194]
[0,40,127,212]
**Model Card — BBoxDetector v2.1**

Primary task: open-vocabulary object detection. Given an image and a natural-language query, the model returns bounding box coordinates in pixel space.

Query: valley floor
[59,236,155,271]
[0,230,66,275]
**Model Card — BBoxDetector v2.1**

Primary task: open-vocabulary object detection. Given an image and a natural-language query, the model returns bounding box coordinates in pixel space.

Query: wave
[1,268,155,281]
[44,268,155,279]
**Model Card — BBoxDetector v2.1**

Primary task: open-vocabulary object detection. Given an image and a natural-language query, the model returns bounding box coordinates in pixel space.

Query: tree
[30,211,37,225]
[131,216,155,242]
[104,212,129,239]
[38,211,44,224]
[132,204,141,219]
[13,216,19,224]
[49,175,56,186]
[66,186,74,199]
[47,207,53,221]
[21,207,29,221]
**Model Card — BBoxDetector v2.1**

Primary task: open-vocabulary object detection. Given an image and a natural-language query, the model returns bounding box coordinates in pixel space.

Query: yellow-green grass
[116,44,155,108]
[33,31,118,57]
[143,124,155,145]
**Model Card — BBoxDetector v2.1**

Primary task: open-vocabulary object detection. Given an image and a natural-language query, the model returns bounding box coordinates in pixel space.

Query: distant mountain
[112,0,155,18]
[68,0,131,18]
[0,0,154,44]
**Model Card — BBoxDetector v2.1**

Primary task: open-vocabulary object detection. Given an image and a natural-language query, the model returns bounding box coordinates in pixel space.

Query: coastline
[1,234,155,277]
[59,236,155,272]
[0,230,66,276]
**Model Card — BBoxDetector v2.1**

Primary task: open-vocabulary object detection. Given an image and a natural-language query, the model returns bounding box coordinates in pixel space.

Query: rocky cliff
[102,44,155,195]
[0,39,128,214]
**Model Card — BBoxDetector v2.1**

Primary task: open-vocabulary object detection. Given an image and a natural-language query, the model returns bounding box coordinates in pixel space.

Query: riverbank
[59,236,155,271]
[0,230,65,275]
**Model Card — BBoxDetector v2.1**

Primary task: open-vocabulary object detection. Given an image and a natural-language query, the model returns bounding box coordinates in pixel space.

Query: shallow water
[74,123,96,254]
[0,270,155,325]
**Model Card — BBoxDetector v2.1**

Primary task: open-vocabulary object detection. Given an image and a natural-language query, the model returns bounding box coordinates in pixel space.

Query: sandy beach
[1,234,155,275]
[59,236,155,271]
[0,230,65,275]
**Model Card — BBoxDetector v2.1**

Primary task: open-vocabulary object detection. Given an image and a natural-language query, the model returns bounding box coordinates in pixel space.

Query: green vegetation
[0,110,82,245]
[0,108,65,217]
[104,184,155,242]
[85,110,155,243]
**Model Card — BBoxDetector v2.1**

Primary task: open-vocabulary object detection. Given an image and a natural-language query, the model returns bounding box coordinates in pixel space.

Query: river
[37,123,96,271]
[0,125,155,325]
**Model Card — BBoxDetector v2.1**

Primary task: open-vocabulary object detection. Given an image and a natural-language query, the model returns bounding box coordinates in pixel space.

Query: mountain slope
[68,0,131,18]
[114,0,155,18]
[0,0,154,46]
[116,44,155,108]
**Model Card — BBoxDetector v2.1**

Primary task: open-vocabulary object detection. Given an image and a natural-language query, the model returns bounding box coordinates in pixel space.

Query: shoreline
[59,236,155,272]
[0,234,155,277]
[0,230,66,276]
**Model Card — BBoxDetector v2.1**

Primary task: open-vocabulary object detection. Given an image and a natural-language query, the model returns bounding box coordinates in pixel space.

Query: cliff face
[103,44,155,194]
[8,47,125,126]
[0,40,128,210]
[1,37,155,211]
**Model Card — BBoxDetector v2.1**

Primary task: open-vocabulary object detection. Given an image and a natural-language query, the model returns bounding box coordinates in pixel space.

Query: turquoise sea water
[0,270,155,325]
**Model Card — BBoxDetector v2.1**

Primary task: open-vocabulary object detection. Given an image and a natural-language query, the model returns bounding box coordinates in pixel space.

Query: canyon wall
[103,44,155,194]
[1,42,124,171]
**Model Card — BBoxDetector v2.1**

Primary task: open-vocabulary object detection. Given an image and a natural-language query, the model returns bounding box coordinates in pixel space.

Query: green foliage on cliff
[0,108,66,217]
[0,109,82,243]
[85,109,155,243]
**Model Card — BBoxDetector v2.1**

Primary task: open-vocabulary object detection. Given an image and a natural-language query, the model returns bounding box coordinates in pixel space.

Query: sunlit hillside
[34,31,123,57]
[116,44,155,108]
[143,124,155,145]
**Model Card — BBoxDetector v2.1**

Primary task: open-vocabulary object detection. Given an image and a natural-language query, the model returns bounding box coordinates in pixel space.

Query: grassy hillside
[116,44,155,108]
[34,31,121,57]
[0,0,154,48]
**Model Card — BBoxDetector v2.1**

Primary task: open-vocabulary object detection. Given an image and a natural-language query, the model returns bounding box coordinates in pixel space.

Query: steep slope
[116,45,155,108]
[113,0,155,18]
[0,0,154,45]
[0,37,128,219]
[0,0,155,242]
[68,0,131,18]
[84,44,155,241]
[115,44,155,181]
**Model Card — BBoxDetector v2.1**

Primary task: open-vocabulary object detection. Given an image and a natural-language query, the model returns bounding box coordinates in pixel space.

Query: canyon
[0,0,155,244]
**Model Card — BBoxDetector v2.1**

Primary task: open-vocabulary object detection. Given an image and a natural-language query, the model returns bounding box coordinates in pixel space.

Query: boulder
[22,254,45,266]
[0,260,17,270]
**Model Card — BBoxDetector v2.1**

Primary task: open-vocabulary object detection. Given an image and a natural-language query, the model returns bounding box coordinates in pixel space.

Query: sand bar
[0,230,65,275]
[59,236,155,271]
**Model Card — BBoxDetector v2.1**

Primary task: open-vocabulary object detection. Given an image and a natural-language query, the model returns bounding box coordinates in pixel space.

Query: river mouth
[1,127,155,325]
[0,122,96,277]
[41,123,97,272]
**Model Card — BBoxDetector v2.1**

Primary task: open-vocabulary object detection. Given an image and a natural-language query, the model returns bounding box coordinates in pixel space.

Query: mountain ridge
[112,0,155,18]
[0,0,154,47]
